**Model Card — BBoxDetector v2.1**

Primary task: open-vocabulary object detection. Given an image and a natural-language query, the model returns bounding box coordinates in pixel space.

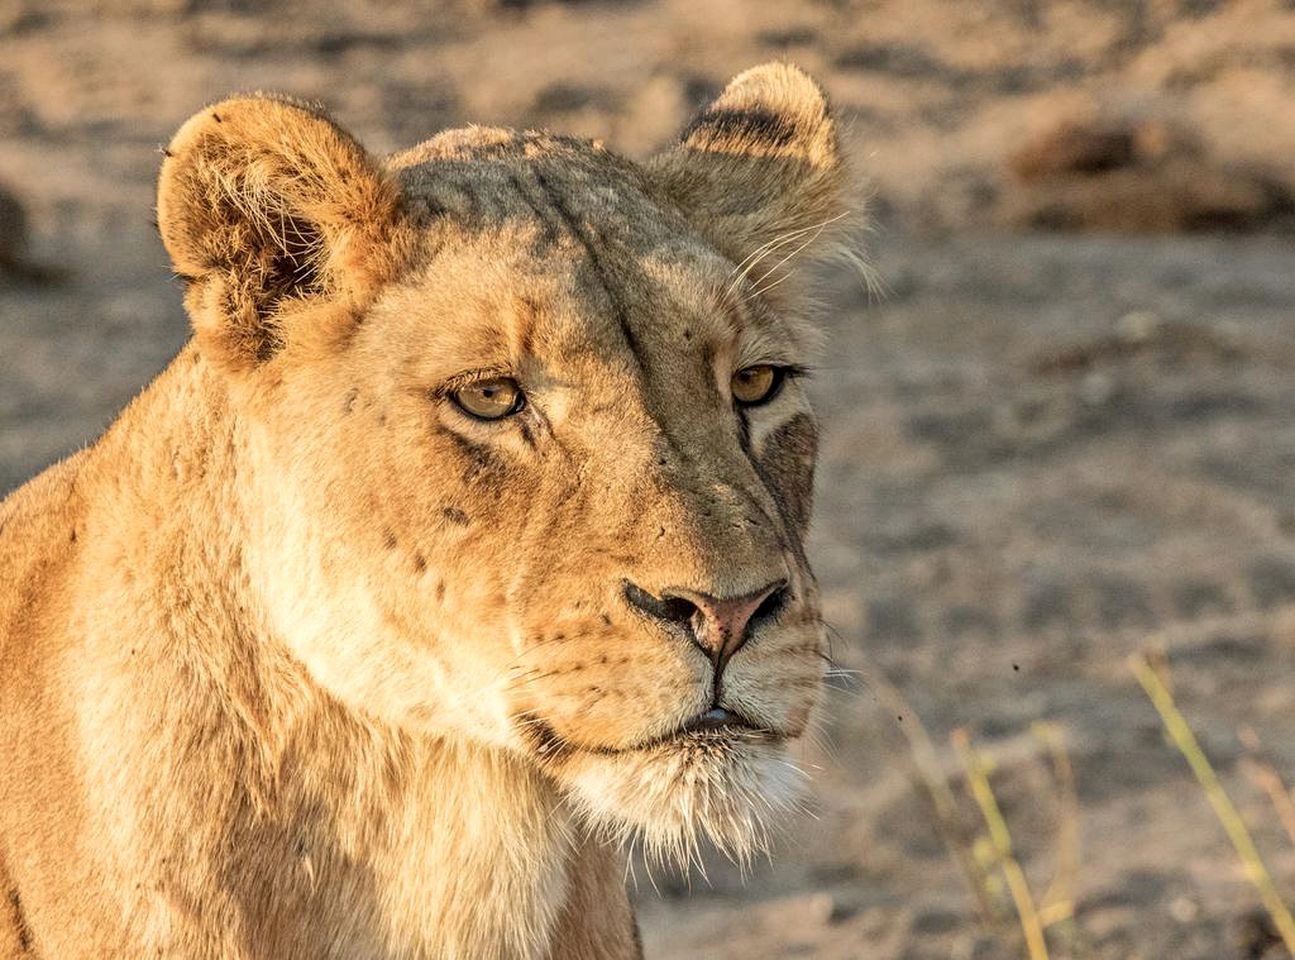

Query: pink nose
[622,578,789,678]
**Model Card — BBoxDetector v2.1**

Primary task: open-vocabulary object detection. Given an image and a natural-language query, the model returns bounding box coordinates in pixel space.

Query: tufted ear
[157,96,404,373]
[647,63,850,293]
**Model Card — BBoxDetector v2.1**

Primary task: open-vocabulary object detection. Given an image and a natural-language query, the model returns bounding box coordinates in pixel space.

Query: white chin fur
[562,735,807,870]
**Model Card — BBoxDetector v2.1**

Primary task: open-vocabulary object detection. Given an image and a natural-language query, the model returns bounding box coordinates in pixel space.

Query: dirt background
[2,1,1295,957]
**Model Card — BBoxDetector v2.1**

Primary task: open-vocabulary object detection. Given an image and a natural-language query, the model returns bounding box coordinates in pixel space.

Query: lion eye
[731,365,785,407]
[451,378,524,421]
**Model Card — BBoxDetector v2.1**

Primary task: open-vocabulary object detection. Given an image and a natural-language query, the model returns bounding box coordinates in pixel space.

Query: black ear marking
[682,108,799,151]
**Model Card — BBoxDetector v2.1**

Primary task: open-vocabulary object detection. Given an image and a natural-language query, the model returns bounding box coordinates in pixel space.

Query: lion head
[156,63,851,868]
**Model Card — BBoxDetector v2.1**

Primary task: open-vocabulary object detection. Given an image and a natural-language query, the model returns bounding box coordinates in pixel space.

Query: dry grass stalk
[1238,727,1295,852]
[1245,761,1295,853]
[1130,653,1295,955]
[953,728,1051,960]
[864,665,1003,923]
[1032,721,1079,928]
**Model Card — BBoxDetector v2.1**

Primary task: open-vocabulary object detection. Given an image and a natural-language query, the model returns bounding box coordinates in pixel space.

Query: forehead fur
[389,127,692,250]
[380,127,769,369]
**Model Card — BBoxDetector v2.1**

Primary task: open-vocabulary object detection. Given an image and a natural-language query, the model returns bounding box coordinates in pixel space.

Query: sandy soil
[2,2,1294,958]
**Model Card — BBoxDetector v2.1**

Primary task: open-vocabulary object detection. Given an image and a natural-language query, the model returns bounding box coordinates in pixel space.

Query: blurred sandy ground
[2,1,1295,957]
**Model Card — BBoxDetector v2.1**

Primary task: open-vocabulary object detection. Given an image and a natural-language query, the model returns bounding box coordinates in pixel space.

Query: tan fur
[0,63,850,959]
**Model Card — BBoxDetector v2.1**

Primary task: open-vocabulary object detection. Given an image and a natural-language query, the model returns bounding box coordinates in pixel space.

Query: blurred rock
[1010,119,1138,182]
[0,183,60,285]
[1002,115,1294,233]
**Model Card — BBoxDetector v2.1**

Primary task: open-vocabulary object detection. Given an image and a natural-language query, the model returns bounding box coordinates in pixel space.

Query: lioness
[0,62,850,958]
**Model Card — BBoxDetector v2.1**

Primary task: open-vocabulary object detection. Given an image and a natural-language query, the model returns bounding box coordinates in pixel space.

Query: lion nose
[622,578,790,678]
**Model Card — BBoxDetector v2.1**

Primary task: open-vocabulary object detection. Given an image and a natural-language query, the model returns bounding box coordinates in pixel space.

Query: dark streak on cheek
[442,428,508,484]
[736,409,753,457]
[517,417,537,450]
[756,412,819,532]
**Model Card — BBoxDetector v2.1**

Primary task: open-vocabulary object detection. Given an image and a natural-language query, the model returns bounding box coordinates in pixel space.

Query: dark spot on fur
[441,507,470,527]
[682,108,798,150]
[516,715,571,763]
[376,411,387,426]
[160,147,173,158]
[600,612,612,626]
[435,581,446,602]
[342,388,359,415]
[682,328,693,340]
[382,529,398,550]
[7,888,33,951]
[413,553,427,573]
[69,528,77,543]
[211,111,222,123]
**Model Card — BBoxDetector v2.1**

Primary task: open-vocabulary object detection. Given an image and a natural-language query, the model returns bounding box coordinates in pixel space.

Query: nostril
[623,580,699,629]
[747,579,790,634]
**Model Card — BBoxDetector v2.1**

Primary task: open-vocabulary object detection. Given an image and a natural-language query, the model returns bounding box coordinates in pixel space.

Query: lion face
[156,64,850,863]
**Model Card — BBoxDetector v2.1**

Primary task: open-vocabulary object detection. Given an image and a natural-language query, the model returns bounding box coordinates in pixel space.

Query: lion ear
[157,96,403,373]
[647,63,849,289]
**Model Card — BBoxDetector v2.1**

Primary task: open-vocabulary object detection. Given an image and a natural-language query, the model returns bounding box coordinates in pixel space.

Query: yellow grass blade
[1130,653,1295,955]
[953,728,1051,960]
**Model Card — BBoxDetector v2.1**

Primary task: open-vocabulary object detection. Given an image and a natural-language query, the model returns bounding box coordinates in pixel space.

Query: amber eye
[451,378,524,421]
[731,364,785,407]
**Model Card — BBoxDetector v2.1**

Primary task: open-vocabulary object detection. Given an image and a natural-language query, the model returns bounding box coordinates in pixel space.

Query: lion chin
[560,733,808,870]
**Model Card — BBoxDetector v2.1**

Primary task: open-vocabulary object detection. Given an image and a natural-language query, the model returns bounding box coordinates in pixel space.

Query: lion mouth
[681,706,758,734]
[611,706,783,754]
[520,706,784,762]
